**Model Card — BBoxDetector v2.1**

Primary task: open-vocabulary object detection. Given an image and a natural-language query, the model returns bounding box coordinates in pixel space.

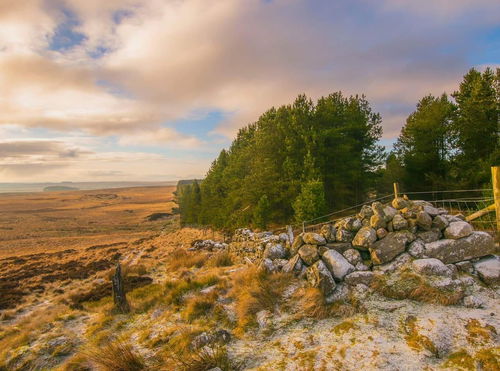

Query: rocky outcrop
[424,231,495,263]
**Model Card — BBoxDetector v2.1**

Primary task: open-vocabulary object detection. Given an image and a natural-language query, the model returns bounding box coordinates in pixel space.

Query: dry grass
[165,275,220,306]
[293,288,334,320]
[230,266,292,331]
[166,249,208,270]
[84,338,148,371]
[207,251,233,267]
[181,291,218,322]
[163,345,242,371]
[371,271,464,305]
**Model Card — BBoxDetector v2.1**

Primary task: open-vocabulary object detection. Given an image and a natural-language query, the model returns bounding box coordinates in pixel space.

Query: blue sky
[0,0,498,182]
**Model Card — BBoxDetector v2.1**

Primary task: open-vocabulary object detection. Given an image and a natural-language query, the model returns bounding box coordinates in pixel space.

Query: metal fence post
[491,166,500,238]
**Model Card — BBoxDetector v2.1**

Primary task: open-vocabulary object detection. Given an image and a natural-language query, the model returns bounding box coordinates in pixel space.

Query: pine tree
[292,180,327,223]
[253,195,271,229]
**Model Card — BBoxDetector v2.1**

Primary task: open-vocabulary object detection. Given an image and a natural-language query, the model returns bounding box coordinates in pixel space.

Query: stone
[344,271,374,286]
[352,226,377,249]
[359,204,374,219]
[446,264,458,278]
[373,253,412,274]
[387,221,394,232]
[383,206,398,222]
[263,243,286,260]
[444,221,473,239]
[455,260,474,274]
[371,201,386,217]
[463,295,483,308]
[259,258,277,273]
[424,231,495,264]
[412,258,452,277]
[355,262,370,271]
[278,233,289,243]
[343,217,362,232]
[320,224,336,242]
[422,205,441,217]
[318,245,329,256]
[290,235,304,256]
[473,256,500,286]
[321,249,355,280]
[432,215,449,230]
[416,211,432,231]
[336,229,353,243]
[430,277,464,296]
[282,254,304,273]
[408,239,425,258]
[343,248,362,266]
[326,283,349,303]
[416,229,440,243]
[298,244,320,265]
[302,232,327,245]
[370,231,415,265]
[392,197,409,210]
[407,218,418,233]
[392,214,408,231]
[326,242,352,254]
[306,260,336,296]
[370,214,386,229]
[376,228,388,239]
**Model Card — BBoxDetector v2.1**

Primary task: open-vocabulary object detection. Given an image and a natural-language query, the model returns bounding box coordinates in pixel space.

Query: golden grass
[181,291,218,322]
[207,251,234,267]
[165,275,220,306]
[230,266,292,332]
[163,344,242,371]
[371,271,463,305]
[166,249,208,270]
[83,338,148,371]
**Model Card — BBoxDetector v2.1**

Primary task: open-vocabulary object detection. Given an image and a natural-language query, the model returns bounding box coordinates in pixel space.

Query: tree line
[177,67,499,230]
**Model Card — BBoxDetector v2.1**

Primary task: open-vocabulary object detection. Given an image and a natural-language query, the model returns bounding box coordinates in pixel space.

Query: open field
[0,186,177,258]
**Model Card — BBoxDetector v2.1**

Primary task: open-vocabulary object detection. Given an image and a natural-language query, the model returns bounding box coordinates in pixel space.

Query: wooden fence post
[491,166,500,238]
[393,182,400,199]
[112,263,130,314]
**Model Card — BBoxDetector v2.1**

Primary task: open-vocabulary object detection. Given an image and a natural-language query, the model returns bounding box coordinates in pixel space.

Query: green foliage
[179,92,384,229]
[292,180,327,223]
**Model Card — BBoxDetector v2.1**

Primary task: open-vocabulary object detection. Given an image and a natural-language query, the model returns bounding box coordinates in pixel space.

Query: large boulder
[443,221,473,240]
[424,231,495,264]
[336,229,353,243]
[326,242,353,254]
[412,258,452,277]
[306,260,336,296]
[473,256,500,286]
[343,217,362,232]
[370,214,387,230]
[343,248,362,266]
[320,224,336,242]
[344,271,374,286]
[432,215,449,230]
[416,229,440,243]
[416,211,432,231]
[263,243,286,260]
[298,244,320,265]
[383,206,398,222]
[321,249,355,280]
[370,231,415,265]
[302,233,327,245]
[392,197,409,210]
[392,214,408,231]
[352,226,377,249]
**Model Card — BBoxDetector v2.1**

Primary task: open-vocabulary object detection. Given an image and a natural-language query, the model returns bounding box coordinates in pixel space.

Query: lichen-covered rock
[343,217,362,232]
[302,232,327,245]
[355,262,370,271]
[463,295,483,308]
[336,229,353,243]
[282,254,304,273]
[298,244,320,265]
[342,248,362,266]
[392,197,409,210]
[321,249,355,280]
[408,239,425,258]
[263,243,286,260]
[344,271,374,286]
[370,231,415,265]
[416,211,432,231]
[326,242,352,254]
[392,214,408,231]
[432,215,449,230]
[371,201,386,217]
[473,256,500,286]
[376,228,388,239]
[424,231,495,264]
[383,206,398,222]
[290,235,304,256]
[259,258,277,273]
[412,258,452,277]
[320,224,336,242]
[422,205,442,217]
[416,229,440,243]
[306,260,336,296]
[370,214,386,230]
[443,221,473,240]
[359,204,374,219]
[373,253,412,273]
[455,260,474,274]
[352,226,377,249]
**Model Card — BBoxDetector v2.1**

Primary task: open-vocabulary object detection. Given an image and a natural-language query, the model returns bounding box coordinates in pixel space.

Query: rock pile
[230,197,499,304]
[189,239,228,251]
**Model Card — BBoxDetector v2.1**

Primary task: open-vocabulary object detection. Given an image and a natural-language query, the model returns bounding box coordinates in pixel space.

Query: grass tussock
[165,275,220,306]
[371,271,463,305]
[181,291,218,322]
[163,345,242,371]
[166,249,207,271]
[293,288,333,319]
[230,266,292,331]
[83,338,148,371]
[402,315,438,357]
[207,251,233,267]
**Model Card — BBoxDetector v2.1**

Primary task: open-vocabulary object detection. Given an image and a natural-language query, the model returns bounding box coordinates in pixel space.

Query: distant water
[0,181,177,194]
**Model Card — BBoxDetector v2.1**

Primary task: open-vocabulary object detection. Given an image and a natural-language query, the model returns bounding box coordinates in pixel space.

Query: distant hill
[43,186,79,192]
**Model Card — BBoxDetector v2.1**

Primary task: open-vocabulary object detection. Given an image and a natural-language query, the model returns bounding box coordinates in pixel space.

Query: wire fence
[273,188,497,237]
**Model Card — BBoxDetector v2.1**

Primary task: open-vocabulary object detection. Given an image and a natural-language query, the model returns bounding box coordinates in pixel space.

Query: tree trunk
[112,263,130,313]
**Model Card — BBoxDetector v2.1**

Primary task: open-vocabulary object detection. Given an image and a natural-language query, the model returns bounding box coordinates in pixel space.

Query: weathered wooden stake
[112,263,130,313]
[393,182,400,199]
[491,166,500,238]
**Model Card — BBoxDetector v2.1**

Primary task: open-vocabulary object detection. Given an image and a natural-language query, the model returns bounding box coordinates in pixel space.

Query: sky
[0,0,499,182]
